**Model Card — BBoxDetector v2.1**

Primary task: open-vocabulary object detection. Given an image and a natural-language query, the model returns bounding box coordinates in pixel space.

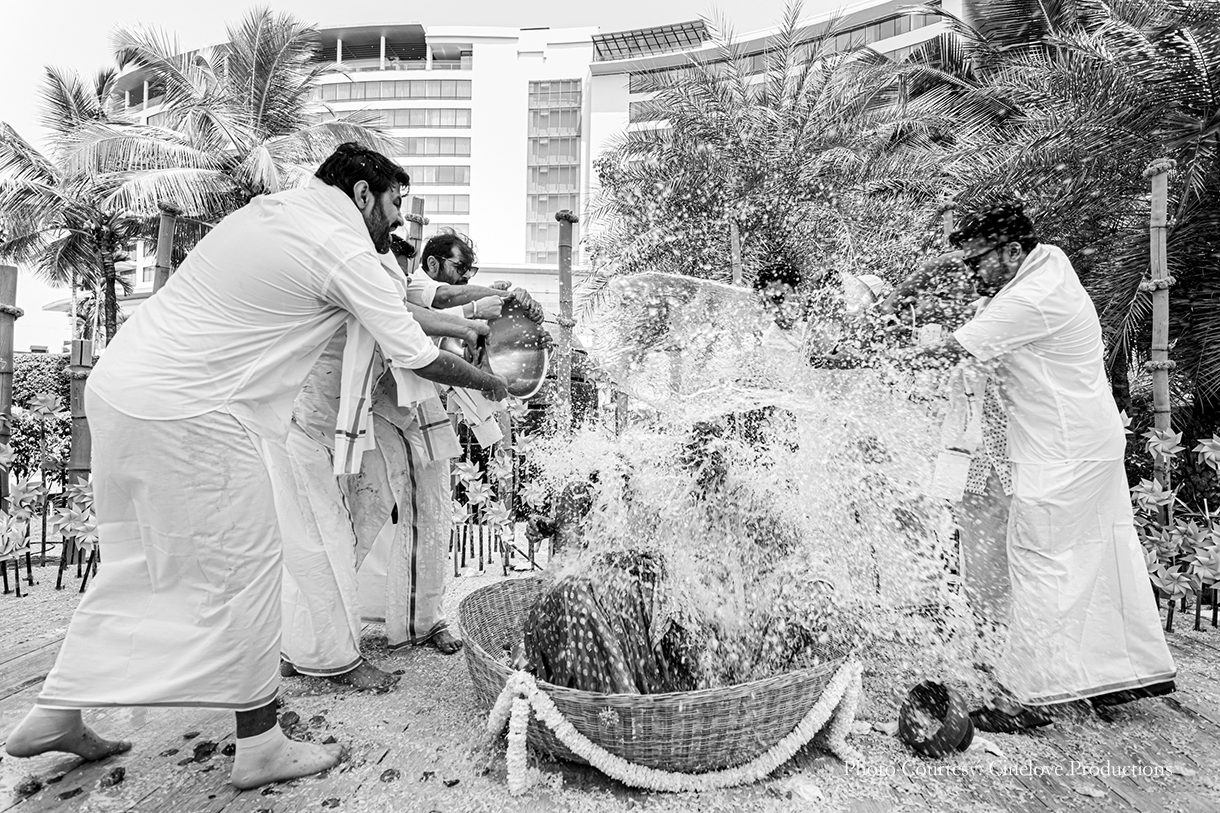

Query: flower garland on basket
[487,660,864,795]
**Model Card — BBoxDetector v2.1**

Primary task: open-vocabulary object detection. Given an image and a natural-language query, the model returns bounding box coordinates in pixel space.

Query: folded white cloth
[940,364,985,453]
[332,315,379,475]
[448,387,504,447]
[931,364,987,501]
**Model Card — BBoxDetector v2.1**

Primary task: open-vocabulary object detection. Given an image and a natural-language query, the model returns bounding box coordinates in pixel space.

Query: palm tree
[585,1,953,293]
[0,67,141,345]
[64,7,395,225]
[907,0,1220,429]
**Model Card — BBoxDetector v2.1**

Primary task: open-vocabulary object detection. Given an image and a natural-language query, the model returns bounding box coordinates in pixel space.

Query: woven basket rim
[458,575,850,703]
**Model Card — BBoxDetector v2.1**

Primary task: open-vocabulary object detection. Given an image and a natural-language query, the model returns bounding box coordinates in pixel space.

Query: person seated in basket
[522,550,701,694]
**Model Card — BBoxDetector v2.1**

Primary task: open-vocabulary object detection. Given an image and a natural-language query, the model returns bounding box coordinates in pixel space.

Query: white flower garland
[487,660,863,795]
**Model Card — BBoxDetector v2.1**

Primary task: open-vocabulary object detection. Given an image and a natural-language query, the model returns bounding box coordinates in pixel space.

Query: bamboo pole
[66,340,93,486]
[614,390,629,436]
[0,266,20,513]
[406,197,426,272]
[554,210,578,434]
[151,204,181,294]
[940,197,956,242]
[1144,158,1175,490]
[729,221,743,286]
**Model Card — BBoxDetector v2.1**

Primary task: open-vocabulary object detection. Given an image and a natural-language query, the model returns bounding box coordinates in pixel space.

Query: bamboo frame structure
[66,340,93,486]
[554,210,578,433]
[406,196,426,272]
[0,265,19,512]
[1145,158,1175,490]
[730,221,743,286]
[151,204,181,293]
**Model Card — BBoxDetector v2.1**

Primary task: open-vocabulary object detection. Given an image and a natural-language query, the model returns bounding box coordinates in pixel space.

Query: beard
[365,207,393,254]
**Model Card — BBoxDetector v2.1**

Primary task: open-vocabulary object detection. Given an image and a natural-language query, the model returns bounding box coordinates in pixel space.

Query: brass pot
[484,299,550,399]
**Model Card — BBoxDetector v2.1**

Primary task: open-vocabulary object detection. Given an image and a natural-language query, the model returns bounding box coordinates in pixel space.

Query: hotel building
[95,0,961,321]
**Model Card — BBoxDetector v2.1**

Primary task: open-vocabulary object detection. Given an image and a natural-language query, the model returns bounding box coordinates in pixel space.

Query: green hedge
[9,409,70,484]
[12,353,70,409]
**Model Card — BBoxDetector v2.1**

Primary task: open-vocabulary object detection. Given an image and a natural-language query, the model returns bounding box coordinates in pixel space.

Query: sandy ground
[3,549,1220,812]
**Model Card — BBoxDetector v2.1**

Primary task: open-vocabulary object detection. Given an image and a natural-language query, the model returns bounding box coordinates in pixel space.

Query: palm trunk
[92,281,103,348]
[70,275,79,340]
[1110,342,1131,414]
[101,250,119,346]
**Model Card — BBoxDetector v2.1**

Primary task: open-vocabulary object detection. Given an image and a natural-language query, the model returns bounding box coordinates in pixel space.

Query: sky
[0,0,838,352]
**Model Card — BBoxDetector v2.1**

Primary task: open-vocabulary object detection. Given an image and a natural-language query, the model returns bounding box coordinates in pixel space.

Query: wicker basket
[459,576,846,774]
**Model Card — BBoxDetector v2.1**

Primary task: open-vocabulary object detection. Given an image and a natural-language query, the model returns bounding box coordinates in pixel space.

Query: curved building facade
[105,0,959,316]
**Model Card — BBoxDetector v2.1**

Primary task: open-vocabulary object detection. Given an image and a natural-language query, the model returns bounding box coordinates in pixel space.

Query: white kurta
[954,243,1175,705]
[41,179,439,710]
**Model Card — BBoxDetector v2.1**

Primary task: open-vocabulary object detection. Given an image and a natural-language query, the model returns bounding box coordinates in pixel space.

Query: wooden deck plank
[1,706,234,813]
[1035,723,1154,813]
[0,639,60,702]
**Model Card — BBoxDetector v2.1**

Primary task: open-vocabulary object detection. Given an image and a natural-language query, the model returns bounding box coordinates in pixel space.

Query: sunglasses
[962,246,1001,272]
[444,257,478,279]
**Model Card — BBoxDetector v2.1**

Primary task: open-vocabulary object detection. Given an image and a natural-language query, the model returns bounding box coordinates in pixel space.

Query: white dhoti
[39,391,282,710]
[349,414,452,648]
[274,425,363,675]
[999,458,1176,705]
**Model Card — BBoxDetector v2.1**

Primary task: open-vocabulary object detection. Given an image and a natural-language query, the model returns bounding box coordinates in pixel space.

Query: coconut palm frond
[60,122,221,177]
[0,124,58,186]
[222,8,323,134]
[100,167,240,217]
[34,231,106,289]
[0,225,59,269]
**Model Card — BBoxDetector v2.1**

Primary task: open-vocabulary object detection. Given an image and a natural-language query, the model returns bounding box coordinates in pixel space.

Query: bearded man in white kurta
[935,202,1176,733]
[3,144,509,789]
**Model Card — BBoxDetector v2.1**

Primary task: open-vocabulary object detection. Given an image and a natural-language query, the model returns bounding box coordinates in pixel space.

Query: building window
[314,79,472,101]
[322,108,471,128]
[402,165,471,186]
[526,136,580,166]
[419,194,470,215]
[396,137,472,157]
[526,80,582,263]
[628,100,664,123]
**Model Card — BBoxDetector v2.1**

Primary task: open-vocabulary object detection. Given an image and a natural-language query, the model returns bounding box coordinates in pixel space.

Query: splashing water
[525,272,988,707]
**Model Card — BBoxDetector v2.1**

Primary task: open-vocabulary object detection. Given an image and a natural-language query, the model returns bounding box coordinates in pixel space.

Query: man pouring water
[909,201,1175,732]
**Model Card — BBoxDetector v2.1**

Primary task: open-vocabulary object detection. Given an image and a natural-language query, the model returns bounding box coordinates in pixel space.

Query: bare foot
[428,628,464,655]
[328,661,400,693]
[6,708,132,761]
[230,734,342,789]
[280,660,300,678]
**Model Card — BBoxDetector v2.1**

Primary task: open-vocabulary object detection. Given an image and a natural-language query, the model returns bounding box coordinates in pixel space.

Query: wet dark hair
[315,142,410,199]
[753,258,803,292]
[949,200,1039,254]
[421,229,475,272]
[389,233,416,260]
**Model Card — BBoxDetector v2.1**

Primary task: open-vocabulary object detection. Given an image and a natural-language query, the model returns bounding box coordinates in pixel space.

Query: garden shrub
[12,353,70,409]
[8,408,70,485]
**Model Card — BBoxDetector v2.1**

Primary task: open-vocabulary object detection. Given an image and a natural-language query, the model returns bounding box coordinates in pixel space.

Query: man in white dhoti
[277,301,487,688]
[4,143,509,788]
[279,231,544,675]
[928,202,1176,732]
[352,233,545,654]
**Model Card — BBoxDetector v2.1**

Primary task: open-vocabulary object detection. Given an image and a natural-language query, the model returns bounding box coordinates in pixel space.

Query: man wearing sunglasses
[416,231,545,323]
[918,201,1175,733]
